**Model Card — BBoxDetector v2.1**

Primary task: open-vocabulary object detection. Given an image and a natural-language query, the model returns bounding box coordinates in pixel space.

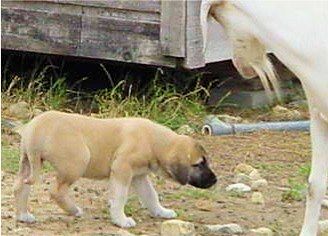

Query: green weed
[282,179,307,202]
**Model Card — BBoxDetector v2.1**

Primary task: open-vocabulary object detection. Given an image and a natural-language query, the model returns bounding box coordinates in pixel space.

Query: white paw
[112,217,136,228]
[17,212,36,223]
[151,208,177,219]
[73,207,83,217]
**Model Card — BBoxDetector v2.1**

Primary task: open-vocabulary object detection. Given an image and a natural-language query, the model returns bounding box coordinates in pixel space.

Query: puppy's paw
[151,208,177,219]
[113,217,136,228]
[17,212,36,223]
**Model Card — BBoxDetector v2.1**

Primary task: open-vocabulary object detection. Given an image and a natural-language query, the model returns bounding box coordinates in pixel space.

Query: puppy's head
[166,136,217,189]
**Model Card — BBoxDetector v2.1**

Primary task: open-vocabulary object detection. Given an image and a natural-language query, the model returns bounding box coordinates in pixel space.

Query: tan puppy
[14,111,217,228]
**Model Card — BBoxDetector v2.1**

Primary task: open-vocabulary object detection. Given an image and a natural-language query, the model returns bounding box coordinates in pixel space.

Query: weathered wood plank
[2,1,83,14]
[1,7,81,54]
[1,4,176,67]
[78,0,161,13]
[183,0,206,69]
[2,0,161,13]
[79,15,172,65]
[160,0,186,57]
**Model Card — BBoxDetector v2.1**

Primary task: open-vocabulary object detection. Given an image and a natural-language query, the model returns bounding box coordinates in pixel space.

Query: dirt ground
[3,129,328,236]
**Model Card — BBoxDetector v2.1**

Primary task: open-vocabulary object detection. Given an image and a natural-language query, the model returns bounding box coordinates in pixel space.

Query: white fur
[201,1,328,235]
[132,175,177,219]
[108,179,136,228]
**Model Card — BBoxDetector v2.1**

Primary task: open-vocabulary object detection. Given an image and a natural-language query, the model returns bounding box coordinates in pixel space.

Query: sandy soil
[3,130,327,236]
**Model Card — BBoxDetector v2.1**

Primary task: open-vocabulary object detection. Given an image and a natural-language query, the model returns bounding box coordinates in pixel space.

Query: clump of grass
[2,61,209,130]
[94,71,208,130]
[282,179,307,202]
[2,66,70,111]
[281,164,309,202]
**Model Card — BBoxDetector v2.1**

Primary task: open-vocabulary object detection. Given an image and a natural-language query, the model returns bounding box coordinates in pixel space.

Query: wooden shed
[1,0,232,69]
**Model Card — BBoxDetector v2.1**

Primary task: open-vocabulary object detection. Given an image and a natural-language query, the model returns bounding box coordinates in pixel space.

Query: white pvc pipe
[202,116,310,136]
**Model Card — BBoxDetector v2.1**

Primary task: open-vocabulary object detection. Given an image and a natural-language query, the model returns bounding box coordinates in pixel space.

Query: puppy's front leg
[133,175,177,219]
[109,160,136,228]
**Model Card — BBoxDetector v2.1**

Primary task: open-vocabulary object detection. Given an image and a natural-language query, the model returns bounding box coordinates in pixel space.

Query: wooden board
[1,0,177,67]
[160,0,186,57]
[183,0,206,69]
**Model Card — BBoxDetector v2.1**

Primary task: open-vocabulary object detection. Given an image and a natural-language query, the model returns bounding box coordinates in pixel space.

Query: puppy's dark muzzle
[188,171,217,189]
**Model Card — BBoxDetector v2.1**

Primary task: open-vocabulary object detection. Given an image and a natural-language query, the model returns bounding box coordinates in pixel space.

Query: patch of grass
[94,72,207,130]
[1,144,53,173]
[167,187,217,201]
[281,164,309,202]
[298,164,311,178]
[1,145,20,173]
[282,179,307,202]
[2,64,209,131]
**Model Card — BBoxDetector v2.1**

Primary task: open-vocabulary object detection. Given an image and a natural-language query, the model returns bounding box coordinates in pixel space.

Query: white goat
[200,1,328,235]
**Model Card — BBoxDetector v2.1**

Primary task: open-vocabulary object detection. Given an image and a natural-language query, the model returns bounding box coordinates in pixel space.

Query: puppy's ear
[196,142,207,155]
[171,163,189,185]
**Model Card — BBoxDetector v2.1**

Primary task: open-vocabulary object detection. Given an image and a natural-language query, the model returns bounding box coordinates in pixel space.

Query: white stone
[161,220,196,236]
[250,227,274,236]
[252,192,265,205]
[205,223,243,234]
[251,179,268,190]
[226,183,251,193]
[249,169,262,180]
[319,220,328,234]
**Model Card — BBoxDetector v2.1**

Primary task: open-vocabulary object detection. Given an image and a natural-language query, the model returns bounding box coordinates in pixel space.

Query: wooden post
[160,0,186,57]
[183,0,206,69]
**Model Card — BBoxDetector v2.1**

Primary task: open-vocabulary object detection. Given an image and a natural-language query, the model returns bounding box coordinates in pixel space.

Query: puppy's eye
[192,157,207,167]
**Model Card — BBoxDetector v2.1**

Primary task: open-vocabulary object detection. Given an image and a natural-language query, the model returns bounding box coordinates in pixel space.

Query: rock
[205,223,243,234]
[234,173,251,183]
[217,114,243,124]
[195,199,215,211]
[319,220,328,234]
[235,163,255,175]
[8,101,30,119]
[176,125,195,135]
[252,192,265,205]
[250,227,274,236]
[251,179,268,190]
[226,183,251,193]
[249,169,262,180]
[161,220,196,236]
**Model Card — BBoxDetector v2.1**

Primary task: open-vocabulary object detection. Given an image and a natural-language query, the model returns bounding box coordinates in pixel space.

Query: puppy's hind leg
[50,176,83,217]
[133,175,177,219]
[14,152,36,223]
